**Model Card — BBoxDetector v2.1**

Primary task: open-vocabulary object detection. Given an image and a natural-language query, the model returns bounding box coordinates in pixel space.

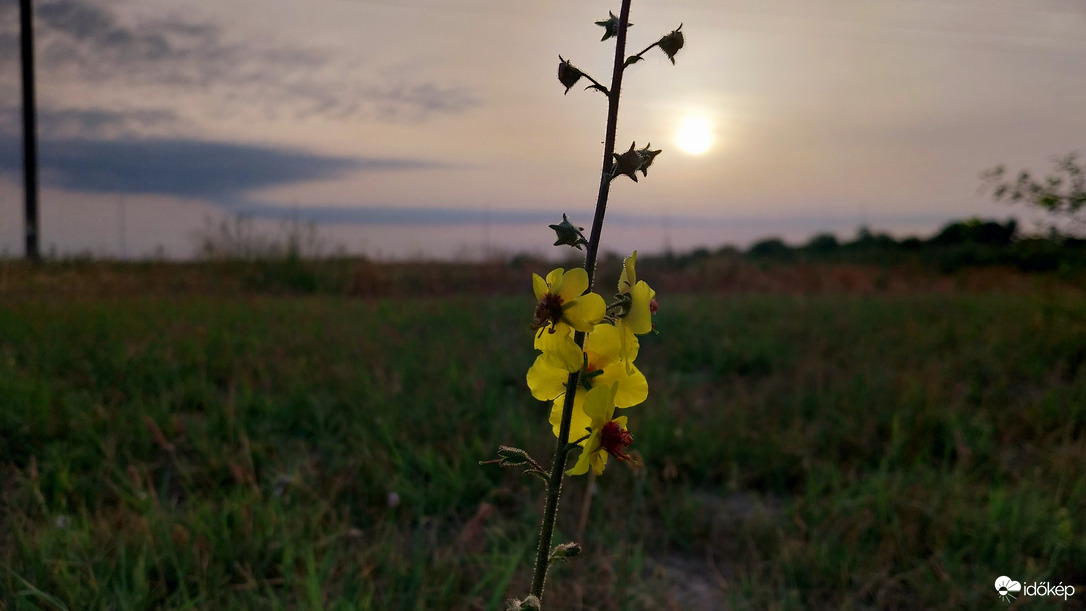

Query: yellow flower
[616,251,656,371]
[567,384,634,476]
[530,267,606,372]
[527,324,647,439]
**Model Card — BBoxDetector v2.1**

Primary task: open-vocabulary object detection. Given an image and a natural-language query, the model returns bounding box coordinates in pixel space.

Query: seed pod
[612,142,643,182]
[549,213,588,250]
[557,55,584,94]
[595,11,630,42]
[635,143,662,177]
[658,25,685,64]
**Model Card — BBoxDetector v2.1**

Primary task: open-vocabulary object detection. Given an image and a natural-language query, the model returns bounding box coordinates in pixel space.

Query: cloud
[0,135,443,201]
[0,106,186,139]
[230,204,562,226]
[0,0,477,124]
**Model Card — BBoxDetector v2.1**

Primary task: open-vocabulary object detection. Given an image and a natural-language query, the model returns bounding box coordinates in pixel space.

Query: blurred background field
[1,253,1084,610]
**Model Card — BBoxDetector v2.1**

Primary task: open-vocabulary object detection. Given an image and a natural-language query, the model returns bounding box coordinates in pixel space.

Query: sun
[675,116,713,155]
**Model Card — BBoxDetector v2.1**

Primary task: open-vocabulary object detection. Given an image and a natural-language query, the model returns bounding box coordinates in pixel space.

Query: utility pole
[19,0,40,261]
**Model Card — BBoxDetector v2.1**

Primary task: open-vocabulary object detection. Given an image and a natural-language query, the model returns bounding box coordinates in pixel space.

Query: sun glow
[675,116,713,155]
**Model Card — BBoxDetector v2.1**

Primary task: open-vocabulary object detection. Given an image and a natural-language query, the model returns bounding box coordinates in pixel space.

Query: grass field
[1,260,1084,609]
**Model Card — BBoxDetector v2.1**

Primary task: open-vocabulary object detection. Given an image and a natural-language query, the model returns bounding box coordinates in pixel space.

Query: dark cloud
[0,135,443,201]
[0,0,476,124]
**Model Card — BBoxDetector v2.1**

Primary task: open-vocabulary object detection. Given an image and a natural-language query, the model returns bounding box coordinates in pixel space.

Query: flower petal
[527,354,569,401]
[549,391,589,441]
[567,430,601,475]
[585,322,623,362]
[556,267,589,302]
[535,325,583,372]
[532,273,549,301]
[594,360,647,408]
[582,383,616,425]
[589,450,609,475]
[625,280,656,335]
[562,292,606,333]
[616,322,641,368]
[545,268,565,289]
[618,251,638,293]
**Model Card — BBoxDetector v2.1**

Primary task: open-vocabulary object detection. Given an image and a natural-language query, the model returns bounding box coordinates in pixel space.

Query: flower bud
[507,596,542,611]
[557,55,584,95]
[496,445,532,467]
[552,542,582,559]
[658,25,684,64]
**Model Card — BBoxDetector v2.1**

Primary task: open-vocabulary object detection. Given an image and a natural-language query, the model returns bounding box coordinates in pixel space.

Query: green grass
[1,282,1084,609]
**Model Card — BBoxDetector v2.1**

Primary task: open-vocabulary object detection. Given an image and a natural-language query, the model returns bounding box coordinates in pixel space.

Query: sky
[0,0,1083,260]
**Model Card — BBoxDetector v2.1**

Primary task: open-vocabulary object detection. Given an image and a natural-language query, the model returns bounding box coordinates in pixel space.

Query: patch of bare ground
[642,492,783,611]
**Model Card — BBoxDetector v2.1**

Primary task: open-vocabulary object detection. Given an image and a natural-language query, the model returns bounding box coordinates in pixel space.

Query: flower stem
[528,0,633,602]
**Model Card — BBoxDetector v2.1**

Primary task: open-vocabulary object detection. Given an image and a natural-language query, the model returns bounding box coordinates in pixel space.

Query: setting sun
[675,116,713,155]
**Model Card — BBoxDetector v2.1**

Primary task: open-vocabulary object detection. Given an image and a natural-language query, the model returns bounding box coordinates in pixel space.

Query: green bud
[507,596,542,611]
[496,445,531,467]
[549,213,588,250]
[551,542,582,561]
[658,25,685,64]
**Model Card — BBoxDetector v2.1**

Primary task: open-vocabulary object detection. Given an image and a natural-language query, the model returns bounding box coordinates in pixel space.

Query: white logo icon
[995,576,1022,602]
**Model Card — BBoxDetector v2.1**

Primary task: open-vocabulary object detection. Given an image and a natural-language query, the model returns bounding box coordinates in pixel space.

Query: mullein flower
[567,384,634,476]
[527,323,647,439]
[616,251,656,334]
[531,267,606,371]
[614,251,657,371]
[531,267,605,334]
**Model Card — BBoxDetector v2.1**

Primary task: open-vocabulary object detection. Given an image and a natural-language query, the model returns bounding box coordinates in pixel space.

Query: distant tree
[929,218,1017,246]
[803,232,839,253]
[983,152,1086,232]
[851,226,898,249]
[747,237,792,258]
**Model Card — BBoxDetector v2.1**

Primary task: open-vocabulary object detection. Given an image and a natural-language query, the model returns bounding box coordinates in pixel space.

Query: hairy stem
[529,0,633,602]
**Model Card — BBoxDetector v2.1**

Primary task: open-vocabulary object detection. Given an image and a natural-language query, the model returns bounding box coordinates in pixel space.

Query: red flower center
[600,420,633,462]
[531,293,564,333]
